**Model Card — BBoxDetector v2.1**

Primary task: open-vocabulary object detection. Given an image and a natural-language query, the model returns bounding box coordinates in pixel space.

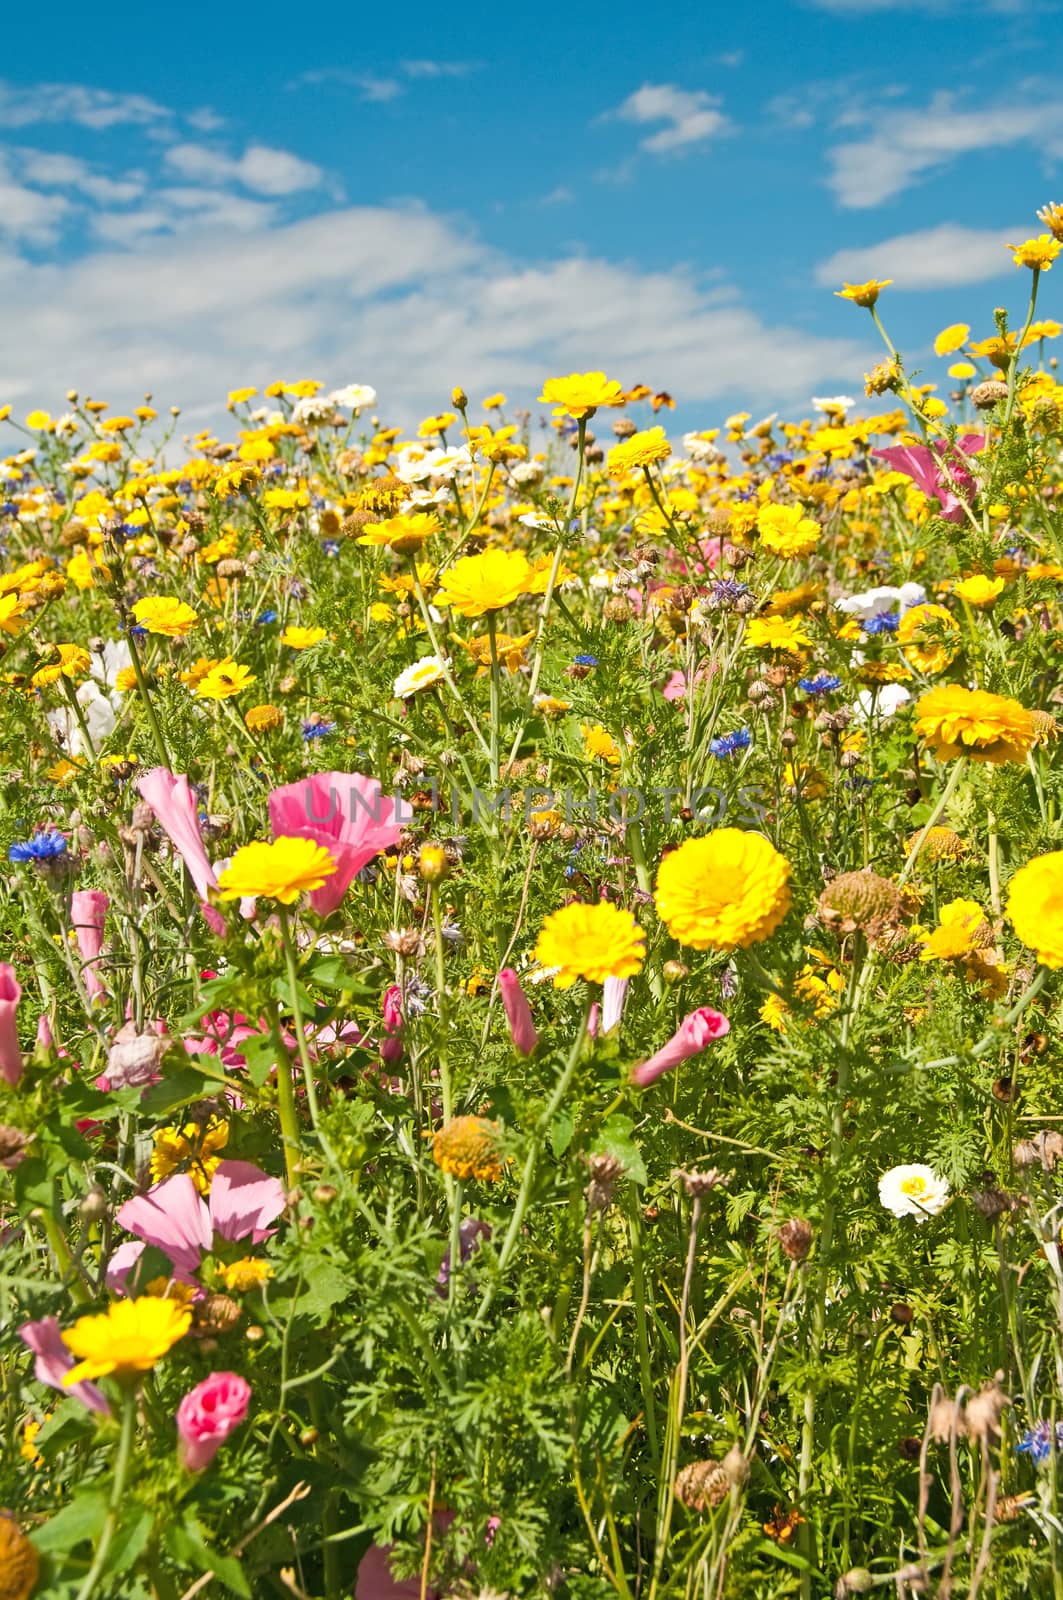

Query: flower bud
[778,1218,813,1261]
[451,386,468,410]
[418,844,449,884]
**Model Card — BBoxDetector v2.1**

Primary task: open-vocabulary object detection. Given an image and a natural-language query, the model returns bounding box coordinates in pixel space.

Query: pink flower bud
[382,984,403,1034]
[630,1007,730,1088]
[498,968,538,1056]
[176,1371,251,1472]
[0,964,22,1087]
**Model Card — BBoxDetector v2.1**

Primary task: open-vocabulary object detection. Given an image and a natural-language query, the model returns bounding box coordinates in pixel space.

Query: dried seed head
[678,1167,728,1197]
[105,1022,171,1090]
[965,1375,1010,1443]
[971,379,1009,410]
[674,1459,731,1512]
[191,1293,242,1338]
[0,1125,29,1168]
[721,1443,749,1485]
[817,868,902,942]
[929,1387,967,1443]
[834,1570,874,1598]
[383,927,425,960]
[0,1511,38,1600]
[778,1218,813,1261]
[584,1152,625,1212]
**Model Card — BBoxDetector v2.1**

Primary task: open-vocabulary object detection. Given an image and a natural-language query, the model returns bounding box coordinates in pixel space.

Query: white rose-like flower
[394,654,449,700]
[329,384,377,412]
[878,1163,950,1222]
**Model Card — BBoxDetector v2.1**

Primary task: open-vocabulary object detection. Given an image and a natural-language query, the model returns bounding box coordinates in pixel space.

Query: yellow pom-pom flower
[655,830,791,951]
[756,503,821,559]
[897,603,960,675]
[537,372,625,418]
[217,837,338,905]
[534,901,646,988]
[62,1296,191,1385]
[914,685,1036,764]
[1007,850,1063,967]
[606,426,671,477]
[434,550,532,617]
[432,1115,505,1181]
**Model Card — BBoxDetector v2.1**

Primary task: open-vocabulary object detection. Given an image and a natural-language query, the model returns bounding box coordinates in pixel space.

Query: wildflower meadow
[5,213,1063,1600]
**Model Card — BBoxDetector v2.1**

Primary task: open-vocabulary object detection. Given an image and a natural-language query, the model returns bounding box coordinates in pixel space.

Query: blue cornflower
[710,728,752,759]
[1017,1421,1063,1463]
[799,673,843,696]
[574,654,598,666]
[763,451,794,469]
[712,579,749,603]
[863,611,900,635]
[256,609,278,625]
[302,720,335,741]
[322,540,340,558]
[9,829,68,863]
[129,624,148,637]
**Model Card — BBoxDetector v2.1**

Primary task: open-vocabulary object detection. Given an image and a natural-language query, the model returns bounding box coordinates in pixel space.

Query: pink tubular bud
[498,968,539,1056]
[630,1007,730,1088]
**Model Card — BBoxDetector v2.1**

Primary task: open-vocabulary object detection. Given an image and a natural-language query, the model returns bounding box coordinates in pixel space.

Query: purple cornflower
[799,673,843,696]
[710,728,751,759]
[1017,1420,1063,1462]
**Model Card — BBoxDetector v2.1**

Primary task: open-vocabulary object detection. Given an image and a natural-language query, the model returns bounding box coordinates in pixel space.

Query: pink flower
[70,889,108,1001]
[498,968,538,1055]
[382,984,404,1035]
[111,1160,286,1287]
[356,1514,454,1599]
[630,1007,730,1087]
[19,1317,110,1414]
[176,1371,251,1471]
[137,768,225,934]
[602,976,628,1035]
[663,666,714,702]
[268,772,405,917]
[872,435,985,524]
[0,963,23,1086]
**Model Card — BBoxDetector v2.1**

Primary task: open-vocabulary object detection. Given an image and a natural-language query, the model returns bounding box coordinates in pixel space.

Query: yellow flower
[245,703,283,732]
[31,643,91,687]
[756,503,820,559]
[954,574,1004,608]
[907,825,967,861]
[914,684,1036,764]
[24,409,52,430]
[281,626,327,650]
[654,830,791,951]
[217,837,338,904]
[760,993,790,1033]
[934,323,970,356]
[357,513,440,554]
[582,722,621,765]
[897,602,960,675]
[606,426,671,477]
[0,591,28,635]
[1037,202,1063,243]
[227,387,258,407]
[533,901,646,988]
[744,616,812,653]
[537,372,625,418]
[834,279,892,308]
[150,1117,229,1192]
[460,629,534,674]
[434,549,532,617]
[482,392,506,410]
[0,1512,38,1600]
[62,1296,191,1385]
[178,656,221,689]
[948,362,977,380]
[535,694,572,717]
[918,899,991,961]
[1008,235,1061,271]
[1007,850,1063,967]
[132,595,198,637]
[432,1115,505,1181]
[218,1257,274,1292]
[417,411,457,438]
[194,659,257,700]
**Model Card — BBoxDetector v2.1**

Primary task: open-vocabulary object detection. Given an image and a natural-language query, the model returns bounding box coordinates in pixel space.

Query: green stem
[626,1184,661,1475]
[269,1003,302,1190]
[278,908,340,1174]
[487,611,502,789]
[898,758,965,886]
[75,1385,138,1600]
[125,629,171,768]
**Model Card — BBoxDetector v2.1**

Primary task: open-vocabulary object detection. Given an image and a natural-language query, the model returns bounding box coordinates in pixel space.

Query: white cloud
[0,81,171,130]
[828,92,1063,207]
[16,149,145,205]
[0,201,869,432]
[816,223,1026,289]
[0,153,71,243]
[609,83,728,153]
[162,142,323,195]
[400,59,479,79]
[91,188,278,244]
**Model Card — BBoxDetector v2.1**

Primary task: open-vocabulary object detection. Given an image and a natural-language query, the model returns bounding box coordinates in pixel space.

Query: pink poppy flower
[177,1371,251,1471]
[0,963,23,1087]
[19,1316,111,1414]
[137,767,225,934]
[111,1160,286,1287]
[631,1007,731,1087]
[498,968,538,1056]
[268,772,406,917]
[872,435,985,524]
[70,889,108,1001]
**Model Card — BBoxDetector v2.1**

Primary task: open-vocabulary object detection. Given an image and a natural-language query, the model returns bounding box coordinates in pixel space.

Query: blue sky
[1,0,1061,433]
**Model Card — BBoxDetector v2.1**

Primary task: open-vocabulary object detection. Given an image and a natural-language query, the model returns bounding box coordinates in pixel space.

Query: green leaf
[140,1066,221,1118]
[103,1506,153,1576]
[550,1109,574,1158]
[593,1113,647,1186]
[30,1489,108,1553]
[240,1032,278,1089]
[35,1397,100,1456]
[164,1516,251,1598]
